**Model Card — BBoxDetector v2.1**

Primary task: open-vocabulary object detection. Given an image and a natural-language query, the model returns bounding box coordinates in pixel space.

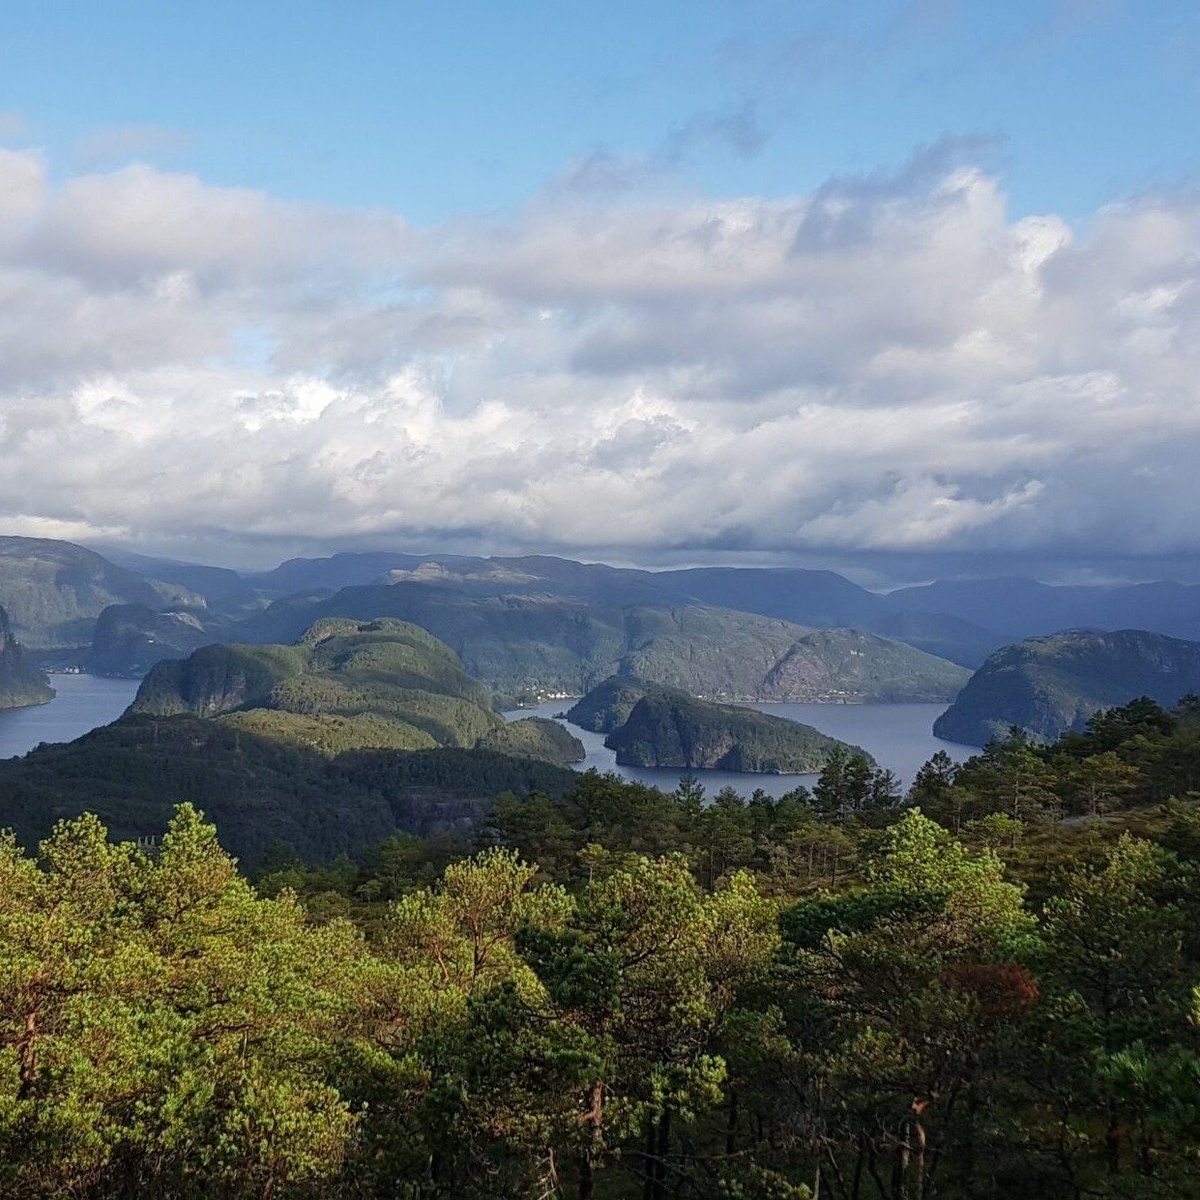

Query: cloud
[0,145,1199,573]
[660,102,767,163]
[0,112,31,140]
[73,123,192,166]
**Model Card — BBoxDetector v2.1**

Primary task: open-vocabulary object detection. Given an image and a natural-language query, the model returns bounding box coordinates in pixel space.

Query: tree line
[4,696,1200,1197]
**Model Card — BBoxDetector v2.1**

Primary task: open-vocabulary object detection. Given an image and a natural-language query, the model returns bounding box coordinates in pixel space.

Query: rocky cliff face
[0,603,54,710]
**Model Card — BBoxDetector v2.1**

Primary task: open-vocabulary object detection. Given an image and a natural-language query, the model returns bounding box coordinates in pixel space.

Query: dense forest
[4,695,1200,1198]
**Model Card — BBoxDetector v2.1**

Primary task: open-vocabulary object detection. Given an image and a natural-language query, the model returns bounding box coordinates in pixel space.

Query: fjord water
[0,674,140,759]
[505,700,976,796]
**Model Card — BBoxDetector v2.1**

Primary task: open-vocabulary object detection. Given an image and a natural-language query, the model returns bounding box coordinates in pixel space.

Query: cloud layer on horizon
[0,142,1198,574]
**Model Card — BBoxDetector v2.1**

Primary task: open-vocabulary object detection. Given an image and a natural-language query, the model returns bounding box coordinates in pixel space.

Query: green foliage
[0,715,577,868]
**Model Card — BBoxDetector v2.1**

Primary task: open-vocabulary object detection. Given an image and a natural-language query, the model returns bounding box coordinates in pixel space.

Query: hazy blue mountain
[90,546,250,601]
[933,628,1200,746]
[869,609,1006,668]
[0,603,53,709]
[655,566,886,627]
[86,603,235,676]
[886,578,1200,641]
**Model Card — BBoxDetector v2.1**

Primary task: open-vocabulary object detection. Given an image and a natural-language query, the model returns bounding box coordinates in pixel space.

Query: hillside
[130,617,583,764]
[604,688,866,772]
[86,602,236,676]
[933,628,1200,746]
[0,536,203,652]
[243,582,969,702]
[0,603,53,709]
[0,714,576,865]
[566,675,693,732]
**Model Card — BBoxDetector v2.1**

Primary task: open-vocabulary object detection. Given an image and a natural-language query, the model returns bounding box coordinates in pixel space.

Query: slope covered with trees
[0,714,577,866]
[934,628,1200,745]
[7,750,1200,1198]
[245,583,969,702]
[85,601,235,676]
[584,681,866,773]
[130,617,583,764]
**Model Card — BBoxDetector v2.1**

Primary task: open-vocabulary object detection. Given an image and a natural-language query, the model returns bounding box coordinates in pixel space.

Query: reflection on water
[0,674,141,759]
[504,699,977,797]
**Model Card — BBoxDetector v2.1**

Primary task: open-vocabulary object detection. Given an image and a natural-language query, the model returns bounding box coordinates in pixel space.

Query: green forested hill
[0,602,53,709]
[933,627,1200,745]
[597,683,867,772]
[130,617,583,764]
[244,582,969,702]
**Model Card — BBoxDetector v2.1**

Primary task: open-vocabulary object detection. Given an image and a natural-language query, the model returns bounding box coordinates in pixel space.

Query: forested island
[573,676,865,772]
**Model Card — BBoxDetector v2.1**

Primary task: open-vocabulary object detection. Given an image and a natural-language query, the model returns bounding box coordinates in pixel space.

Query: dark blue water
[504,700,977,797]
[0,674,140,759]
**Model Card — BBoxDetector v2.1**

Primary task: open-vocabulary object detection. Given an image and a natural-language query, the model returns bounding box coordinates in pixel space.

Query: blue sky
[1,2,1200,579]
[3,1,1198,224]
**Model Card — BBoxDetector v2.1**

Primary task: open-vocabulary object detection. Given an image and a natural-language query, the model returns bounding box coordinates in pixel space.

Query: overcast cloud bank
[0,143,1197,576]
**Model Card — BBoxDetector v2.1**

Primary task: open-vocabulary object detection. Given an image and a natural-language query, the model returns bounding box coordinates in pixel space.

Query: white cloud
[0,147,1199,570]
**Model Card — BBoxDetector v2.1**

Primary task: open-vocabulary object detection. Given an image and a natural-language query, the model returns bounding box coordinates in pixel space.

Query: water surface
[0,674,140,759]
[504,700,977,797]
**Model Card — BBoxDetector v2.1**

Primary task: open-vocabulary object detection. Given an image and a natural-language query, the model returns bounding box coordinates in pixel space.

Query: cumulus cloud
[73,123,191,166]
[0,144,1198,571]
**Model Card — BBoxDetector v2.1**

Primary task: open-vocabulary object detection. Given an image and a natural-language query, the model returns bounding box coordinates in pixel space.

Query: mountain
[0,603,53,709]
[932,629,1200,746]
[601,685,867,773]
[90,546,250,601]
[0,714,576,867]
[885,578,1200,642]
[0,536,204,653]
[131,617,583,764]
[241,583,969,702]
[86,603,236,676]
[868,609,1006,669]
[655,566,886,627]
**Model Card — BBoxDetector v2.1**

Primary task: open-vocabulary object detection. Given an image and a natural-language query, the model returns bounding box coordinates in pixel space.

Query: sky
[1,1,1199,581]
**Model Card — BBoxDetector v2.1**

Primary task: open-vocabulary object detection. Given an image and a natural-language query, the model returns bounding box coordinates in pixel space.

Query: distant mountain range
[934,629,1200,745]
[4,538,1200,712]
